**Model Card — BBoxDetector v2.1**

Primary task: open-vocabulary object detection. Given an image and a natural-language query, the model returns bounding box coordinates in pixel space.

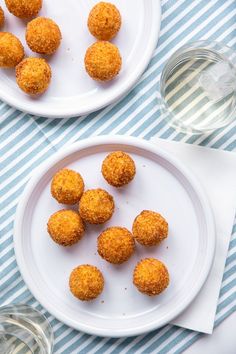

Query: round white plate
[0,0,161,118]
[14,136,215,337]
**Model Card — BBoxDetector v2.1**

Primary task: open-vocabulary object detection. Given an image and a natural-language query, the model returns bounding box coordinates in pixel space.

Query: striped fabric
[1,0,236,352]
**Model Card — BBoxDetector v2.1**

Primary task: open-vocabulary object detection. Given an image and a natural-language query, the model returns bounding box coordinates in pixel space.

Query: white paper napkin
[151,137,236,334]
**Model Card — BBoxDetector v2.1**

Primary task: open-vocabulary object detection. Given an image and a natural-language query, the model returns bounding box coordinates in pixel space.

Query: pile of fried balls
[0,1,122,95]
[48,151,170,301]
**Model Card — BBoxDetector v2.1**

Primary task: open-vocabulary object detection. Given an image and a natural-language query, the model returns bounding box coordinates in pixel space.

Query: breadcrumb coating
[69,264,104,301]
[88,2,121,40]
[51,169,84,205]
[98,227,135,264]
[102,151,136,187]
[133,258,170,296]
[16,57,51,95]
[0,7,5,27]
[47,210,85,246]
[85,41,121,81]
[5,0,42,18]
[0,32,24,68]
[26,17,61,55]
[79,188,114,224]
[132,210,168,246]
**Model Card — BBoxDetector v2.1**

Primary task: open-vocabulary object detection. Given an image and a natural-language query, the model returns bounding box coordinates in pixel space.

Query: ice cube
[199,61,236,101]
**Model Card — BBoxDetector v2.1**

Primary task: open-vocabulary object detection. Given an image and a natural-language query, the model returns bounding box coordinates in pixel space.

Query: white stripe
[218,284,236,305]
[89,337,123,354]
[89,92,156,137]
[224,257,236,273]
[0,118,54,164]
[0,266,18,285]
[0,114,38,152]
[220,134,236,150]
[135,327,184,354]
[168,332,198,354]
[92,94,157,137]
[1,118,67,176]
[125,105,159,136]
[0,230,12,246]
[0,243,13,258]
[57,332,87,353]
[222,269,236,288]
[0,277,22,298]
[1,284,28,305]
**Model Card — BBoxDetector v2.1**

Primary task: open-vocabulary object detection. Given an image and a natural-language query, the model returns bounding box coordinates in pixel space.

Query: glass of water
[0,304,54,354]
[160,41,236,134]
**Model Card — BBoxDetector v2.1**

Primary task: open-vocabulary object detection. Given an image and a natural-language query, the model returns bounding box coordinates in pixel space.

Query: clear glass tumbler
[160,41,236,134]
[0,304,54,354]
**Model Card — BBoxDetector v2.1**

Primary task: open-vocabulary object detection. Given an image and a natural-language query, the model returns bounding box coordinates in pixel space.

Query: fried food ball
[26,17,61,55]
[51,169,84,205]
[84,41,121,81]
[0,32,24,68]
[0,7,5,27]
[69,264,104,301]
[5,0,42,18]
[132,210,168,246]
[47,210,85,246]
[98,227,135,264]
[102,151,136,187]
[88,2,121,41]
[16,57,51,95]
[79,188,114,224]
[133,258,170,296]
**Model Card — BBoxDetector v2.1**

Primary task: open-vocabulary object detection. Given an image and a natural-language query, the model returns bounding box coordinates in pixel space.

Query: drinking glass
[0,304,54,354]
[160,41,236,134]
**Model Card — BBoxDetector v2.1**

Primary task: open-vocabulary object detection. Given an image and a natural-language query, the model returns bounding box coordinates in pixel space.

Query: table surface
[0,0,236,353]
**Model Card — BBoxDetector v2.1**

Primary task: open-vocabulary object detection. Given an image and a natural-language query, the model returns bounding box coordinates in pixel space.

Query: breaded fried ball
[69,264,104,301]
[47,210,85,246]
[51,169,84,205]
[5,0,42,19]
[79,188,114,224]
[0,32,24,68]
[85,41,121,81]
[16,57,51,95]
[26,17,61,55]
[133,258,170,296]
[88,2,121,41]
[102,151,136,187]
[0,7,5,27]
[98,227,135,264]
[132,210,168,246]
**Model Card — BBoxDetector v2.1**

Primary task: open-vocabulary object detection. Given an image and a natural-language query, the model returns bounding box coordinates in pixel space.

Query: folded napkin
[151,137,236,334]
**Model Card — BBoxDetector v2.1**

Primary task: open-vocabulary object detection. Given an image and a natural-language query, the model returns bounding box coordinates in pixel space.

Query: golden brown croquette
[69,264,104,301]
[133,258,170,296]
[26,17,61,55]
[98,227,135,264]
[79,188,114,224]
[84,41,121,81]
[51,169,84,205]
[102,151,136,187]
[132,210,168,246]
[0,32,24,68]
[0,7,5,28]
[47,210,85,246]
[5,0,42,18]
[16,57,51,95]
[88,2,121,41]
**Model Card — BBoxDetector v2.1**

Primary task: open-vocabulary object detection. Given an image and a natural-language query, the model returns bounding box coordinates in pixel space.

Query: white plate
[0,0,161,118]
[14,136,215,337]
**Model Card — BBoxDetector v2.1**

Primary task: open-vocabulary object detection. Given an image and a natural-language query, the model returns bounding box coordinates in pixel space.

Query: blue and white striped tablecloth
[1,0,236,353]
